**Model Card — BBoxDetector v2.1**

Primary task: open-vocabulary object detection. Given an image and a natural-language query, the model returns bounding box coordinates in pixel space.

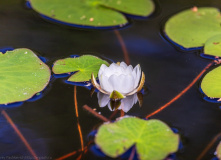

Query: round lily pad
[95,117,179,160]
[204,34,221,57]
[0,48,51,104]
[52,55,109,82]
[201,65,221,98]
[29,0,154,27]
[165,7,221,49]
[217,142,221,159]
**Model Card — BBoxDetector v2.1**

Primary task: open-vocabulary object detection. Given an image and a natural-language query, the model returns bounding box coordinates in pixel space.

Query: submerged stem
[1,110,39,160]
[196,131,221,160]
[146,61,215,119]
[74,86,84,151]
[83,105,109,122]
[114,30,130,65]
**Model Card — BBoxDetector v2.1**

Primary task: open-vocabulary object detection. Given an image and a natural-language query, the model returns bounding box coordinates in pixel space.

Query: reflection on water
[97,92,138,113]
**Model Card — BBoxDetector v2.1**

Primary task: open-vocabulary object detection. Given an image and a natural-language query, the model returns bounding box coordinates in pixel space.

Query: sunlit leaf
[204,34,221,57]
[165,7,221,49]
[201,65,221,98]
[52,55,109,82]
[95,117,179,160]
[0,48,51,104]
[29,0,154,27]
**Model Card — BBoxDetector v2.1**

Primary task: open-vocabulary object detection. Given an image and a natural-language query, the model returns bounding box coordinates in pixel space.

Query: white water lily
[91,62,145,99]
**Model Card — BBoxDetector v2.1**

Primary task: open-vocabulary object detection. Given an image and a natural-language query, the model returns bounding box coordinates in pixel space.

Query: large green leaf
[0,48,51,104]
[52,55,109,82]
[217,142,221,160]
[201,66,221,98]
[95,117,179,160]
[204,34,221,57]
[165,7,221,49]
[29,0,154,27]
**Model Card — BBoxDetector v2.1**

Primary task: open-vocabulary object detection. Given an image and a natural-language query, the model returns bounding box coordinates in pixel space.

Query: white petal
[108,102,114,111]
[133,64,141,88]
[109,63,119,71]
[116,66,125,76]
[99,74,113,92]
[98,64,108,78]
[102,67,112,77]
[125,65,133,74]
[97,92,110,107]
[120,62,127,69]
[108,74,134,94]
[121,94,138,112]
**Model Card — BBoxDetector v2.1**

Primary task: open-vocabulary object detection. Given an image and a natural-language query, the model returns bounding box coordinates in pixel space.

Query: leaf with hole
[0,48,51,104]
[52,55,109,82]
[165,7,221,49]
[95,117,179,160]
[29,0,154,27]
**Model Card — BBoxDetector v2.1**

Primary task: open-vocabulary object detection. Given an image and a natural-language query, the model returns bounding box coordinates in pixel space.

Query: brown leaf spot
[191,6,198,12]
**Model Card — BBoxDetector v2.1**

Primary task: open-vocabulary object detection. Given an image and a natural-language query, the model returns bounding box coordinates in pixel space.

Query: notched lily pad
[201,65,221,98]
[0,48,51,104]
[165,7,221,49]
[204,34,221,57]
[95,117,179,160]
[29,0,154,27]
[52,55,109,82]
[216,142,221,159]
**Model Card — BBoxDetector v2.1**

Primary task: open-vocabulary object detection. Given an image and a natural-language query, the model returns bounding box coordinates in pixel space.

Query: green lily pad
[204,34,221,57]
[216,142,221,159]
[95,117,179,160]
[201,65,221,98]
[0,48,51,104]
[29,0,154,27]
[165,7,221,49]
[52,55,109,82]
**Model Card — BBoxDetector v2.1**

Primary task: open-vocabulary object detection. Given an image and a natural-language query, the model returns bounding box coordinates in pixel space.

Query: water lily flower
[91,62,145,99]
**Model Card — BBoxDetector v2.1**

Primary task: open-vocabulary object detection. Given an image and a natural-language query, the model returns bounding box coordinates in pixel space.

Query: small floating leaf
[165,7,221,49]
[29,0,154,27]
[201,66,221,98]
[52,55,109,82]
[204,34,221,57]
[216,142,221,159]
[0,48,51,104]
[95,117,179,160]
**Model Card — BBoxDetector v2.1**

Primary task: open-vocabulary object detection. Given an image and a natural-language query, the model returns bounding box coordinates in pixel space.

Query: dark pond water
[1,0,221,160]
